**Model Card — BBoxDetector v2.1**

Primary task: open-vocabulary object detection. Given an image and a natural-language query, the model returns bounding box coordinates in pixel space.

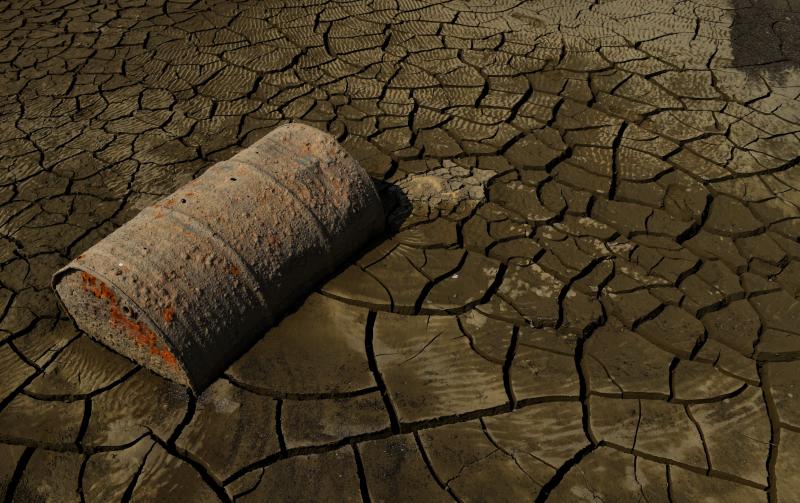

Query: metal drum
[52,123,385,391]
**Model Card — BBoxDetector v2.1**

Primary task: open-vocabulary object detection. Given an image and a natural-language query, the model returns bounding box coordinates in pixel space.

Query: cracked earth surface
[1,0,800,501]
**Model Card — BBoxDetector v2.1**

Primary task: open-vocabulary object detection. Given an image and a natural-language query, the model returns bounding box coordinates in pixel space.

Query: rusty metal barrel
[52,123,385,391]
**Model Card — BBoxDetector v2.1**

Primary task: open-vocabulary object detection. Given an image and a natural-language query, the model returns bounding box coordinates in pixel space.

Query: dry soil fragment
[85,369,188,447]
[750,290,800,338]
[673,359,744,401]
[512,332,580,400]
[131,443,221,502]
[586,321,673,396]
[458,310,515,364]
[394,218,459,248]
[702,299,761,356]
[176,379,280,481]
[498,263,562,326]
[365,247,430,312]
[603,288,664,328]
[0,393,83,448]
[321,264,392,310]
[26,336,135,397]
[418,421,543,501]
[12,319,79,369]
[635,400,707,469]
[695,339,760,384]
[637,305,705,358]
[704,195,764,237]
[766,361,800,429]
[689,386,771,486]
[491,180,560,223]
[226,294,375,395]
[421,252,501,312]
[0,443,26,501]
[236,447,361,503]
[0,343,35,403]
[14,450,82,503]
[776,429,800,503]
[83,437,155,503]
[546,447,669,503]
[669,465,768,502]
[282,392,390,448]
[483,401,589,485]
[374,313,507,423]
[589,396,707,470]
[358,434,452,502]
[393,164,494,225]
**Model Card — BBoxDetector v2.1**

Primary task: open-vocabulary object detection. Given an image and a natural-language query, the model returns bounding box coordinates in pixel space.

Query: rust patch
[163,306,174,323]
[266,230,280,248]
[229,265,240,276]
[79,272,178,367]
[80,271,116,304]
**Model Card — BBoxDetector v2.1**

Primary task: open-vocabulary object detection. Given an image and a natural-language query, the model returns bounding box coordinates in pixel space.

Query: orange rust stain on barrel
[80,271,116,303]
[163,307,174,323]
[79,272,178,367]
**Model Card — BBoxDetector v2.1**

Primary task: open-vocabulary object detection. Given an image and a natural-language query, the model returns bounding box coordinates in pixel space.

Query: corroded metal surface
[52,123,384,390]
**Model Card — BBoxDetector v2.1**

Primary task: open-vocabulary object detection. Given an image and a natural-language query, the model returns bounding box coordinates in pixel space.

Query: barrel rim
[51,263,191,387]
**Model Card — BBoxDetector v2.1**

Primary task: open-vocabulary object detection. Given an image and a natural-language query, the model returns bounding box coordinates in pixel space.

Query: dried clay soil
[1,0,800,502]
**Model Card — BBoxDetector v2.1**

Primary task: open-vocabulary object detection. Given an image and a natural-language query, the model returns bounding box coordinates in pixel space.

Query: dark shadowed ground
[731,0,800,82]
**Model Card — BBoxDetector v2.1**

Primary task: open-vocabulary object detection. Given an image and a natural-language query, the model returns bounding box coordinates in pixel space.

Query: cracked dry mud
[1,0,799,501]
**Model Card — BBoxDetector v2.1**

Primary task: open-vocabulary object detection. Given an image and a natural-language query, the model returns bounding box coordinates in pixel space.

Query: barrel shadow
[309,177,412,290]
[374,179,414,234]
